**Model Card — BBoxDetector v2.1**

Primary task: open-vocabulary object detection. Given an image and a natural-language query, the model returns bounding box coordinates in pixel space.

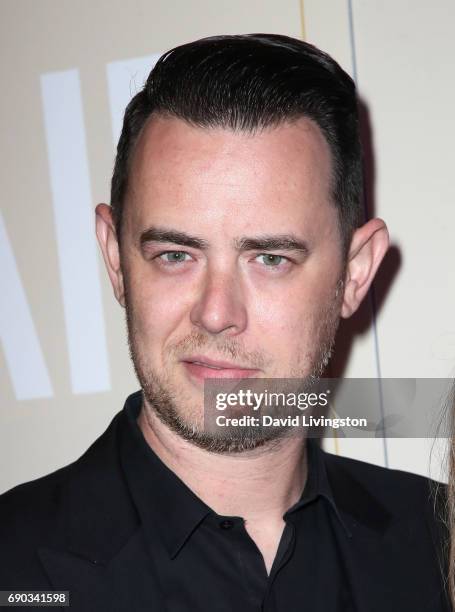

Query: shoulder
[323,449,447,522]
[0,411,123,585]
[0,407,122,526]
[0,461,73,527]
[0,462,76,588]
[324,448,443,494]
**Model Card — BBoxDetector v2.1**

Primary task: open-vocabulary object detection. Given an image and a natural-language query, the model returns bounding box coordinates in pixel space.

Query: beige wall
[305,0,455,477]
[1,0,454,493]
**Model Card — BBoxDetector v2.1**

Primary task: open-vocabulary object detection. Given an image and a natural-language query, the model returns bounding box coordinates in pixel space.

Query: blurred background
[1,0,454,493]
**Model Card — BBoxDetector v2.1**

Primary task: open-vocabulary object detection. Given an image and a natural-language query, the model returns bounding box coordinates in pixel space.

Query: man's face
[117,116,346,450]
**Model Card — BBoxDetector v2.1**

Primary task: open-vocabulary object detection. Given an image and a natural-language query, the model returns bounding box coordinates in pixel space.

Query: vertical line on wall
[347,0,389,467]
[299,0,306,40]
[347,0,358,82]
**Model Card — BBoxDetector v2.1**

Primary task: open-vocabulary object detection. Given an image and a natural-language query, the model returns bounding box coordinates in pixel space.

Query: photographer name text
[215,414,367,429]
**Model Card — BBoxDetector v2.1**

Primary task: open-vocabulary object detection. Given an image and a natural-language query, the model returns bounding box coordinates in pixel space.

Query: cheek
[126,268,192,341]
[254,280,327,326]
[252,276,339,346]
[138,293,189,340]
[251,294,306,362]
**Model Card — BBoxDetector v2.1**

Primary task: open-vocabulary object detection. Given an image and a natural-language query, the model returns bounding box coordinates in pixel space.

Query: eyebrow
[139,226,309,253]
[234,235,309,253]
[140,227,209,250]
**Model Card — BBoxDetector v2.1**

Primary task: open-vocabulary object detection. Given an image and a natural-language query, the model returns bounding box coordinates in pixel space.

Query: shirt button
[219,519,234,530]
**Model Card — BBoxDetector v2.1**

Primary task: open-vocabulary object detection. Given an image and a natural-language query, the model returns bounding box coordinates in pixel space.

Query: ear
[341,218,389,318]
[95,204,125,307]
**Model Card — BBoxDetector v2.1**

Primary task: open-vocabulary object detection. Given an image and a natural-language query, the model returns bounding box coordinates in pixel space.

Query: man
[0,34,448,611]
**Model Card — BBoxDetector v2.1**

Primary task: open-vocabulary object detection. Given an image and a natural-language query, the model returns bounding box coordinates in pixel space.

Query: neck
[138,404,307,519]
[138,402,308,573]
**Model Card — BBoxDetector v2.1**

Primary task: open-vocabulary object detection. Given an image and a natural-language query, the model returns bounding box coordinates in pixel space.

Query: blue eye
[258,254,285,266]
[158,251,189,263]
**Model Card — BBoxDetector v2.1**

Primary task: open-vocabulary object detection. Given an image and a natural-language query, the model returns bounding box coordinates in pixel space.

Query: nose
[189,266,248,336]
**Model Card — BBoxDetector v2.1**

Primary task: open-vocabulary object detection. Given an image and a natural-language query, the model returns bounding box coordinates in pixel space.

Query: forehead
[125,114,336,239]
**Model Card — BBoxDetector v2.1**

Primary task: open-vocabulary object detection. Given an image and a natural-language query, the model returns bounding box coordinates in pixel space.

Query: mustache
[167,330,270,370]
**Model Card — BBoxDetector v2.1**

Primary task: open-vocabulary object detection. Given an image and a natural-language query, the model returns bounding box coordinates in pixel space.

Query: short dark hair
[111,34,363,250]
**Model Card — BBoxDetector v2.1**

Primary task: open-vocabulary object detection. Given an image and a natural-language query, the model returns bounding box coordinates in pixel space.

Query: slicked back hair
[111,34,363,252]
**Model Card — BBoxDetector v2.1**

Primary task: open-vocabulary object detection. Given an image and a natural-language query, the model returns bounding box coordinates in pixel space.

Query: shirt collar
[286,438,353,538]
[119,391,212,559]
[119,391,351,560]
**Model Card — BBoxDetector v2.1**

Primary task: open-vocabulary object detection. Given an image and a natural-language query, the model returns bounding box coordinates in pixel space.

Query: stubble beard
[125,279,344,454]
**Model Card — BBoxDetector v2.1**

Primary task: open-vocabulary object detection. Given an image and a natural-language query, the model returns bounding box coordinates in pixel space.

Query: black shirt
[0,390,448,610]
[119,391,354,611]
